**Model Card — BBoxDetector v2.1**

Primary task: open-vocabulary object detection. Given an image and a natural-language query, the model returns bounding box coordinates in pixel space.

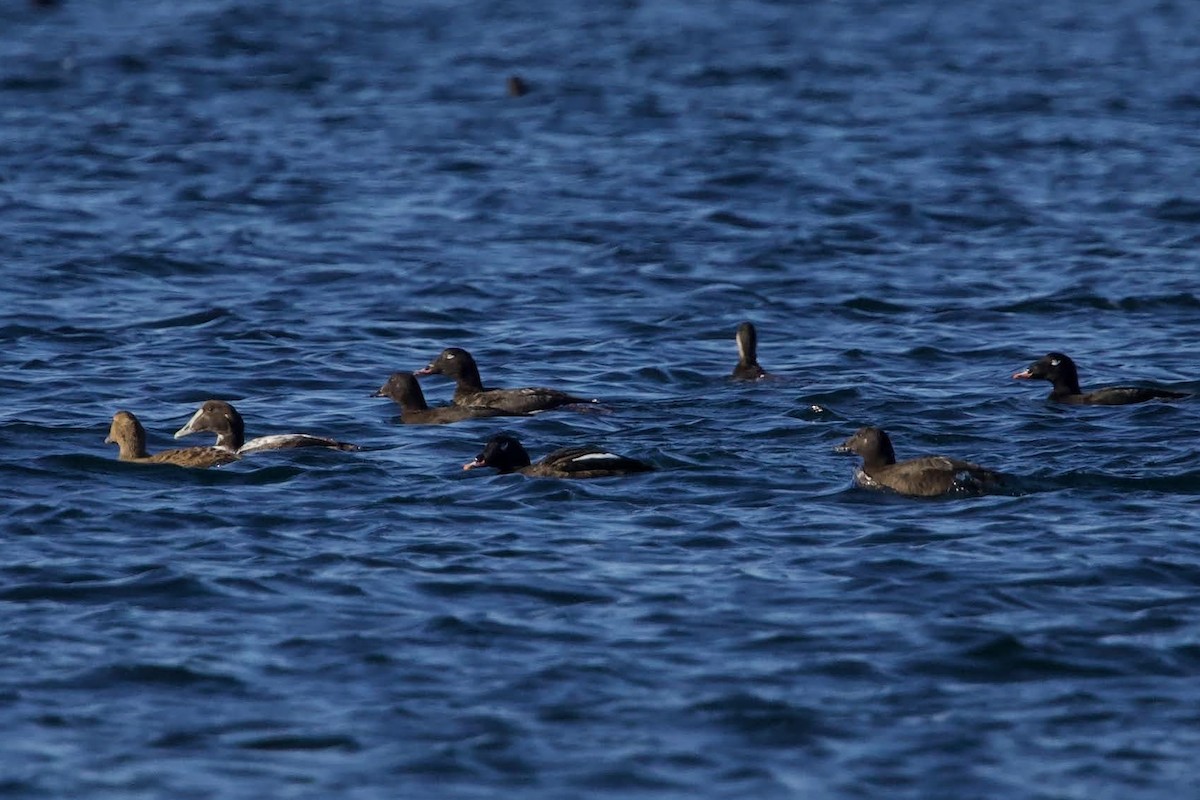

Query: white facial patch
[446,352,456,359]
[1050,358,1061,366]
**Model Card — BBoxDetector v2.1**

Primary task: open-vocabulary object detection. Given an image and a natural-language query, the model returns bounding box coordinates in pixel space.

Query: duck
[372,372,522,424]
[105,410,239,468]
[173,400,358,454]
[506,74,529,97]
[731,321,768,380]
[463,433,654,478]
[1013,352,1188,405]
[416,347,594,413]
[834,426,1002,497]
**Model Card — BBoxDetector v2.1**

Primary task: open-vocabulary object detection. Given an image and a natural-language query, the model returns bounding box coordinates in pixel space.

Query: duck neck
[121,440,150,460]
[862,437,897,470]
[121,418,151,460]
[736,325,758,366]
[1051,373,1082,397]
[410,382,431,411]
[453,359,486,394]
[860,452,893,471]
[215,426,244,452]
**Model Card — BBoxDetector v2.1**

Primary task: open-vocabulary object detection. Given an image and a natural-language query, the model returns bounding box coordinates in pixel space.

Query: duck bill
[832,443,852,454]
[370,387,387,397]
[1012,369,1034,380]
[173,408,205,439]
[103,434,115,444]
[462,457,486,471]
[414,366,436,376]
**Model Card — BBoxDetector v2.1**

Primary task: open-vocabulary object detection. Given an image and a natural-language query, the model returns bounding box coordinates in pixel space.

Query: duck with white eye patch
[463,434,654,478]
[834,426,1003,497]
[415,347,595,413]
[1012,352,1188,405]
[174,400,359,454]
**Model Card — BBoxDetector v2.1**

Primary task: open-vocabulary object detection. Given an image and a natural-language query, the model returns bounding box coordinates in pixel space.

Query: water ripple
[5,0,1200,797]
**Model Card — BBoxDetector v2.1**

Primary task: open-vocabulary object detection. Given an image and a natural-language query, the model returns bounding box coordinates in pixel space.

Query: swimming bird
[105,410,238,468]
[372,372,522,424]
[834,426,1002,497]
[731,321,767,380]
[1013,352,1188,405]
[416,347,593,413]
[173,400,358,454]
[463,433,654,478]
[506,75,529,97]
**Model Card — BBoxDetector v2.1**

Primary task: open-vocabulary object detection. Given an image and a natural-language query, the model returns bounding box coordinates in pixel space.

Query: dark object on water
[463,433,654,478]
[416,347,594,413]
[372,372,521,424]
[174,400,358,454]
[834,426,1002,497]
[507,75,528,97]
[105,410,238,469]
[731,321,767,380]
[1013,352,1188,405]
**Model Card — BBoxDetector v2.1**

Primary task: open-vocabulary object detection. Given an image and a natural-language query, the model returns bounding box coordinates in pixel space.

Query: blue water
[4,0,1200,797]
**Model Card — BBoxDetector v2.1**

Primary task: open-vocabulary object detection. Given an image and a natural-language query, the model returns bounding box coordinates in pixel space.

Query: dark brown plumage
[731,321,767,380]
[415,347,593,413]
[506,75,529,97]
[463,434,654,478]
[372,372,521,424]
[105,410,239,469]
[834,426,1002,497]
[173,400,358,454]
[1013,352,1188,405]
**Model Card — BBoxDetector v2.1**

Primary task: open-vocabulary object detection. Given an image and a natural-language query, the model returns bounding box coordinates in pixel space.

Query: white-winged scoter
[1013,352,1188,405]
[463,433,654,478]
[834,426,1002,497]
[372,372,523,424]
[416,347,593,413]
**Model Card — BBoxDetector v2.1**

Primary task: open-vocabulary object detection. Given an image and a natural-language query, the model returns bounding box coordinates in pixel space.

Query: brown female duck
[416,347,593,414]
[105,410,238,468]
[835,426,1002,497]
[372,372,522,424]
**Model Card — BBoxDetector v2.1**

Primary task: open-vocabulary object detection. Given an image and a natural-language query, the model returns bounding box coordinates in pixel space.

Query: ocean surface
[3,0,1200,797]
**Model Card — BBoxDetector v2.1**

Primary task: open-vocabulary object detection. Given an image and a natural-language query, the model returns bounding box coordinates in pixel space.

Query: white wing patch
[239,434,329,454]
[569,452,620,463]
[854,469,881,488]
